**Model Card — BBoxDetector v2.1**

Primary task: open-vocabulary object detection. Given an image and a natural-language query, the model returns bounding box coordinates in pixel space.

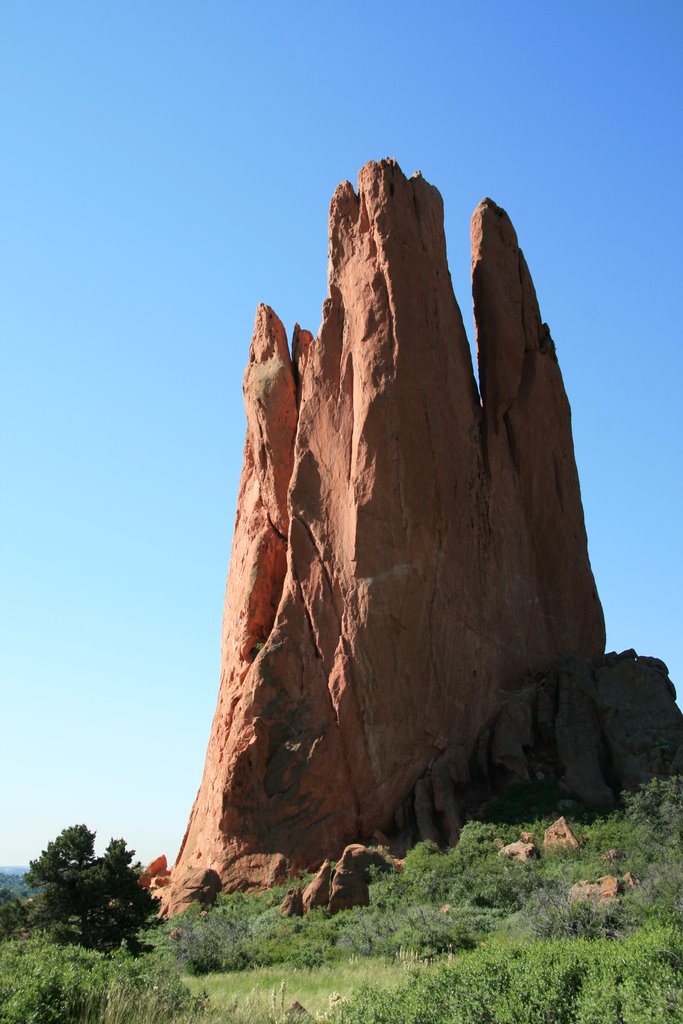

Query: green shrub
[156,777,683,984]
[520,882,634,940]
[0,933,202,1024]
[0,898,29,942]
[338,926,683,1024]
[624,776,683,845]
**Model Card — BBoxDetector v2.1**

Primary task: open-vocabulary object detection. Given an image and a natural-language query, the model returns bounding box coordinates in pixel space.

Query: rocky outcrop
[279,887,304,917]
[164,867,221,912]
[569,876,621,903]
[161,159,680,915]
[139,854,171,892]
[400,651,683,848]
[499,840,538,862]
[302,860,332,912]
[327,845,393,914]
[544,817,580,852]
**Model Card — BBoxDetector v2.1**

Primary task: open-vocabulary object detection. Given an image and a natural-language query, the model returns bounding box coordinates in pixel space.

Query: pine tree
[25,824,154,952]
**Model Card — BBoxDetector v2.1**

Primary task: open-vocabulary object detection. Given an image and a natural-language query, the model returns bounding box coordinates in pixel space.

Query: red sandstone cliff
[162,160,611,914]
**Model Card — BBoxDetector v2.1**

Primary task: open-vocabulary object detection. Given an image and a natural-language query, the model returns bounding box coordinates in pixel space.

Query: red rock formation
[569,876,621,903]
[328,845,394,914]
[302,860,331,912]
[278,887,304,917]
[139,853,170,890]
[544,817,580,852]
[147,854,168,876]
[162,159,611,915]
[499,840,538,862]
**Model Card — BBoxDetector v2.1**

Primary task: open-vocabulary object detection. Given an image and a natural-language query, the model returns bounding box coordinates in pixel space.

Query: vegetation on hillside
[1,777,683,1022]
[0,873,30,905]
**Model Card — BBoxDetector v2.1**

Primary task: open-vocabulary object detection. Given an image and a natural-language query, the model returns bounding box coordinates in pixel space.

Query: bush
[0,898,29,942]
[623,776,683,845]
[337,926,683,1024]
[521,882,633,940]
[157,777,683,983]
[0,933,203,1024]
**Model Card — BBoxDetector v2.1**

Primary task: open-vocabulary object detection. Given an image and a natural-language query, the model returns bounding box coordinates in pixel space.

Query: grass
[73,984,206,1024]
[4,779,683,1023]
[185,957,418,1019]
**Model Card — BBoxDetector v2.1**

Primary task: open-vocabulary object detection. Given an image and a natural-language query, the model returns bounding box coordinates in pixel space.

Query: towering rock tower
[163,159,610,913]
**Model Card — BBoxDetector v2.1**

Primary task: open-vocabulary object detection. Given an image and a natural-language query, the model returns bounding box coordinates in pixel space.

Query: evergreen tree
[25,824,154,952]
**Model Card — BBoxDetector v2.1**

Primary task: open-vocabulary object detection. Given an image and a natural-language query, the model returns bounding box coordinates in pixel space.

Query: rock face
[161,159,681,916]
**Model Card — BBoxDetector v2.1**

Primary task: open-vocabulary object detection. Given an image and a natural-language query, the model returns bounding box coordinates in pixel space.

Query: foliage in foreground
[7,929,679,1024]
[340,926,683,1024]
[185,961,410,1023]
[0,934,206,1024]
[4,778,683,1022]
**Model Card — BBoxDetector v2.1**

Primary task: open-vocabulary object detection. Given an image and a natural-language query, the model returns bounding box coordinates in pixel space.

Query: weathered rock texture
[302,860,332,912]
[278,887,304,917]
[328,844,394,914]
[162,160,681,916]
[544,817,580,852]
[499,840,538,862]
[569,876,621,903]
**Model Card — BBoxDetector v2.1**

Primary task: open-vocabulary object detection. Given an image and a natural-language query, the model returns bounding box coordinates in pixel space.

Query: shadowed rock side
[403,650,683,847]
[162,159,613,915]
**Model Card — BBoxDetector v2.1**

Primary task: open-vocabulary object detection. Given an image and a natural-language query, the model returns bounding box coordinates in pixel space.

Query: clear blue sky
[1,1,681,866]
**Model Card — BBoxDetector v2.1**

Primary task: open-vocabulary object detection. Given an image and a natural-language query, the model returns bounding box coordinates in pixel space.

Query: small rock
[499,840,538,862]
[159,867,221,914]
[623,871,640,888]
[287,1001,309,1018]
[569,875,621,903]
[147,854,168,877]
[544,816,580,852]
[601,849,626,862]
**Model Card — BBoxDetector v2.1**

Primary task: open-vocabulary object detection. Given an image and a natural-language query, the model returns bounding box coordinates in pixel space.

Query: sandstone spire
[162,160,610,914]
